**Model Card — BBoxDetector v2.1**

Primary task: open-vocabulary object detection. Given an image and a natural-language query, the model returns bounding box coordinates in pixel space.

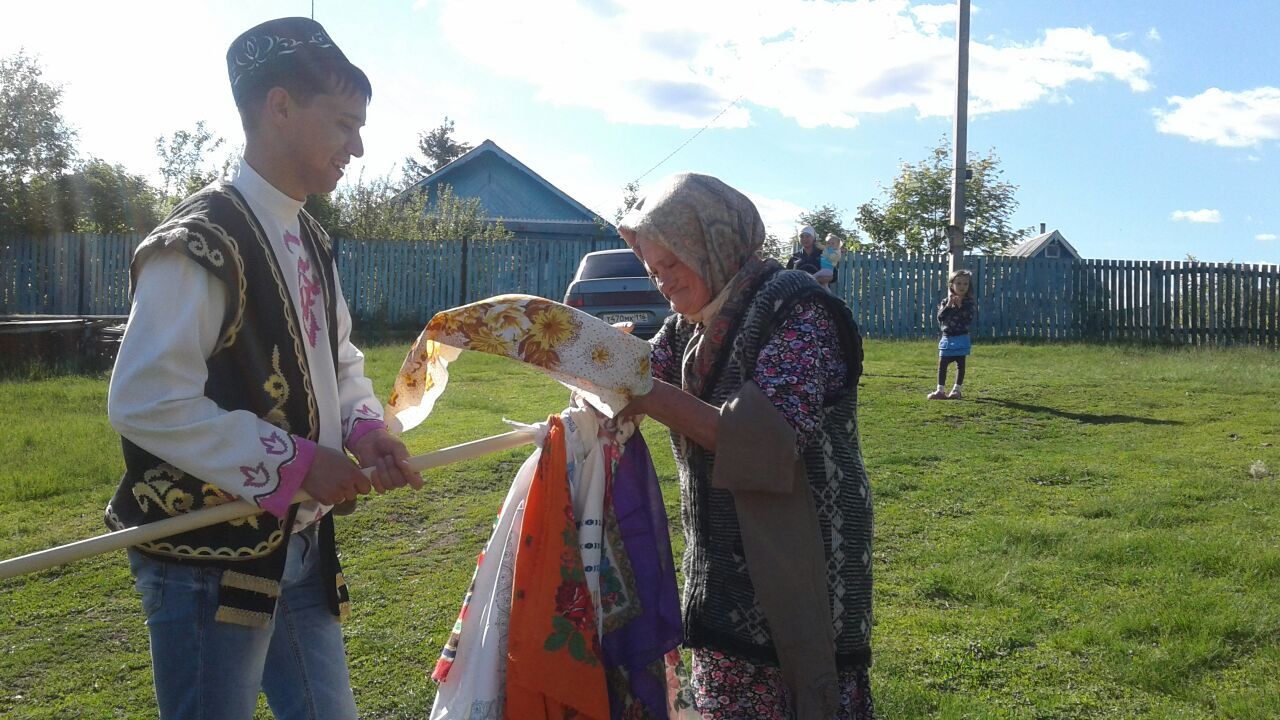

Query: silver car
[563,249,671,339]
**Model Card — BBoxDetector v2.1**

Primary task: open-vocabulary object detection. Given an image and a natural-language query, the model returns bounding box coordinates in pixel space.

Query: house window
[1045,243,1061,258]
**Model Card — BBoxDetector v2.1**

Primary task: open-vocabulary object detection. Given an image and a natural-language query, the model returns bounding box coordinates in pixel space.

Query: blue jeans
[128,524,357,719]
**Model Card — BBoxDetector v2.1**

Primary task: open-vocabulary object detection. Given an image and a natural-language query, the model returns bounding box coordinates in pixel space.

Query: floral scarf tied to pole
[386,295,682,719]
[385,294,654,434]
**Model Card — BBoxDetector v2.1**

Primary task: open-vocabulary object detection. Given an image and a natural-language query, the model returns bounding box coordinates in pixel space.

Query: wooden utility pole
[947,0,971,274]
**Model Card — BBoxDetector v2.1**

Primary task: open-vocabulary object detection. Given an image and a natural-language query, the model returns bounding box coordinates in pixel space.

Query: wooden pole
[947,0,971,275]
[0,429,537,582]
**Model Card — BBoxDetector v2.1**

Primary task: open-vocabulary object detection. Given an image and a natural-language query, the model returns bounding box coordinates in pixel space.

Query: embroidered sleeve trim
[344,416,386,453]
[259,436,315,518]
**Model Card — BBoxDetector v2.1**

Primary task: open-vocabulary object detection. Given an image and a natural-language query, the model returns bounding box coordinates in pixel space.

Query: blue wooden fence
[2,235,1277,347]
[837,253,1280,346]
[1,234,625,324]
[0,234,143,317]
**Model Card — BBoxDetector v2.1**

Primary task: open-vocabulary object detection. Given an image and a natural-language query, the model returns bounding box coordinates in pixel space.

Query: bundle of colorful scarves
[385,295,688,720]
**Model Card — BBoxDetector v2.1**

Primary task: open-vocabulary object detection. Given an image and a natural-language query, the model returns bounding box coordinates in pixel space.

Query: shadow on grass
[974,397,1183,426]
[0,357,112,381]
[863,372,926,381]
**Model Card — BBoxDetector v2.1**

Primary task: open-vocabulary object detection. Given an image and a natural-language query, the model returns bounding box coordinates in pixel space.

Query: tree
[761,232,788,261]
[612,181,640,226]
[0,50,76,181]
[155,121,225,208]
[5,172,67,235]
[401,117,472,187]
[797,204,861,251]
[304,192,343,239]
[63,158,163,234]
[309,170,512,244]
[856,137,1028,255]
[0,50,78,234]
[418,184,512,244]
[0,159,163,236]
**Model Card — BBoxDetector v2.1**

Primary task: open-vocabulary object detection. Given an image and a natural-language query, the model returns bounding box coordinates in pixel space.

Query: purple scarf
[600,432,682,719]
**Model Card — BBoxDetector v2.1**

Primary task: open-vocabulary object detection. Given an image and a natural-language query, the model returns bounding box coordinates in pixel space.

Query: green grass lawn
[1,341,1278,719]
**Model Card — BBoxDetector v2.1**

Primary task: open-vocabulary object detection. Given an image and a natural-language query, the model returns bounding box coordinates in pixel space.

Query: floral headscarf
[618,173,766,300]
[620,173,783,397]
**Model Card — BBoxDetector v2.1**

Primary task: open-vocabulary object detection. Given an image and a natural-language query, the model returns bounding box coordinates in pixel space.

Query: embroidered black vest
[663,269,874,669]
[105,182,349,626]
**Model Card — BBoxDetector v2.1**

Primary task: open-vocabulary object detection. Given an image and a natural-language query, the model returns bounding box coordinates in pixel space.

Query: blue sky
[4,0,1277,264]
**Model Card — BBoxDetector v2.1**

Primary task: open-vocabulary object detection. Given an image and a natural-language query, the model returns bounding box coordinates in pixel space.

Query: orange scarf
[504,416,609,720]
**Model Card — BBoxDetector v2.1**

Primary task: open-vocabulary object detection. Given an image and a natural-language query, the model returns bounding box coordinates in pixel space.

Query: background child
[814,232,842,292]
[928,269,976,400]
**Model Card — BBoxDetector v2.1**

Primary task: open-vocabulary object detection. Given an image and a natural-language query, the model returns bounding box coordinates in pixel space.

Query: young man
[106,17,419,719]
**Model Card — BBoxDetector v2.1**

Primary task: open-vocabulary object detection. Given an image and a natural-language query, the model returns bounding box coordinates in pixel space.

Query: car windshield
[579,252,647,280]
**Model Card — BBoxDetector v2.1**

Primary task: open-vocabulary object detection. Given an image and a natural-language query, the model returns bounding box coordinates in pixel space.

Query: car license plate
[601,312,648,324]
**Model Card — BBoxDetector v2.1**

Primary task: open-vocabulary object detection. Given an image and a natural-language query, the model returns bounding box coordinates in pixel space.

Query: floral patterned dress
[652,298,876,720]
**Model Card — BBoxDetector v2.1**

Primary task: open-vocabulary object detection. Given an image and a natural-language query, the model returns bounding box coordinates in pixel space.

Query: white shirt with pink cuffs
[107,158,385,531]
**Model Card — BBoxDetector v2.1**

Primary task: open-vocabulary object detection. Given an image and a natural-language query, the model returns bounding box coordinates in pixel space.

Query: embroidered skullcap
[618,173,766,298]
[226,17,355,102]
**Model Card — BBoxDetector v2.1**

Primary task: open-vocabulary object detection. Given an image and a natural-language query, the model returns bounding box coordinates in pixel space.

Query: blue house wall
[404,139,622,246]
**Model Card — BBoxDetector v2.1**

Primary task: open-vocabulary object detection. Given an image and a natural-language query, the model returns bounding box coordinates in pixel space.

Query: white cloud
[434,0,1151,129]
[1170,209,1222,223]
[1155,87,1280,148]
[1257,233,1277,241]
[743,191,808,244]
[1147,28,1161,41]
[911,3,957,32]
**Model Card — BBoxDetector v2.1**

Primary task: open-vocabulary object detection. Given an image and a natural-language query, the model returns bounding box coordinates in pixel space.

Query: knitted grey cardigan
[661,268,874,670]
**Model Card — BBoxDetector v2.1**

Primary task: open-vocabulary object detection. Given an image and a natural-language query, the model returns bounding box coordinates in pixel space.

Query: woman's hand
[618,386,650,425]
[622,379,720,452]
[948,293,963,308]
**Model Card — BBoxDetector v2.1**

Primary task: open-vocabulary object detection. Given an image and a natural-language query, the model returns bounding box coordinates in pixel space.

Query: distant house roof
[1006,229,1081,260]
[399,139,617,237]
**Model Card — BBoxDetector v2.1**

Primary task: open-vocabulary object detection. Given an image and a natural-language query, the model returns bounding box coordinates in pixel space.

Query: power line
[631,22,819,185]
[632,94,747,183]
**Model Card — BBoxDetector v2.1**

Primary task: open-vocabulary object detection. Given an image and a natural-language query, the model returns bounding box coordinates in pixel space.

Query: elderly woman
[620,174,874,720]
